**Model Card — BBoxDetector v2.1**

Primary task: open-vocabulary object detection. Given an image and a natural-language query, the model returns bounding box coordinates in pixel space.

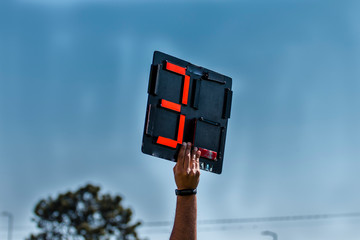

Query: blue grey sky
[1,0,360,239]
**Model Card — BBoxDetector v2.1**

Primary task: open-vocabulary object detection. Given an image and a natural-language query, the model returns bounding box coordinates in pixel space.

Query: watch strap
[175,188,197,196]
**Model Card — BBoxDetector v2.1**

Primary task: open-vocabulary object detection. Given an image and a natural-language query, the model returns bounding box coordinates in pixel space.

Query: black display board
[142,51,232,174]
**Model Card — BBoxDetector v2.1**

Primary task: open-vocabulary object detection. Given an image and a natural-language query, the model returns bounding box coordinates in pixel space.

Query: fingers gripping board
[141,51,233,174]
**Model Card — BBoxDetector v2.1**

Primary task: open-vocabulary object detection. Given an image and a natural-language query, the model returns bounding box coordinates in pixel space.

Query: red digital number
[156,62,190,148]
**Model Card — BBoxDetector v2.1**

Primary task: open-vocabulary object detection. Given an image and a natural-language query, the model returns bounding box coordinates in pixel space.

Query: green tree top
[28,184,142,240]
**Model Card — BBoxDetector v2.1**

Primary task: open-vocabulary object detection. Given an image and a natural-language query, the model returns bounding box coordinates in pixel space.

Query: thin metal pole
[1,211,13,240]
[262,230,278,240]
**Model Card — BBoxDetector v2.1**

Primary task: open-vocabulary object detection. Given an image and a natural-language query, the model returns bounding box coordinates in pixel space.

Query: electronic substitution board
[141,51,232,174]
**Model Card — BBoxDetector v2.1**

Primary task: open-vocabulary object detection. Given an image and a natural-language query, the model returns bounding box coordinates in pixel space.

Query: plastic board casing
[141,51,232,174]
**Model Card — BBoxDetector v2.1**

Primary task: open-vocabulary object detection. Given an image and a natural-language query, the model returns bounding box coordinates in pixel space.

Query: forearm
[170,142,200,240]
[170,195,197,240]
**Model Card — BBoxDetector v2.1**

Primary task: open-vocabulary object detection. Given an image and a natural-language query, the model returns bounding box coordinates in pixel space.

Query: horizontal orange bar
[157,136,178,148]
[161,99,181,112]
[166,61,186,75]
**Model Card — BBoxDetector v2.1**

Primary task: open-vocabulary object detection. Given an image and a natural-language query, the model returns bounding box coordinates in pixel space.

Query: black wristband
[175,189,197,196]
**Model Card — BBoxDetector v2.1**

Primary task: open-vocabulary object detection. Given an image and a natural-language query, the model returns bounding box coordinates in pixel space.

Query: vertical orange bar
[177,115,185,144]
[182,75,190,105]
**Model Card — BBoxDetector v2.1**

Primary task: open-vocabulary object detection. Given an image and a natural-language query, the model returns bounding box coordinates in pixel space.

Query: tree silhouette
[28,184,142,240]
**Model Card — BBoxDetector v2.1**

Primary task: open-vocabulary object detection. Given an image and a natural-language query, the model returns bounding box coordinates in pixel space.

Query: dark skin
[170,142,201,240]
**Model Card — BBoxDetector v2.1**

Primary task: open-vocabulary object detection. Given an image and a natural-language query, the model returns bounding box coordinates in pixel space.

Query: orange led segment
[177,115,185,143]
[156,136,178,148]
[156,61,190,149]
[165,62,190,105]
[182,75,190,105]
[166,61,186,75]
[161,99,181,112]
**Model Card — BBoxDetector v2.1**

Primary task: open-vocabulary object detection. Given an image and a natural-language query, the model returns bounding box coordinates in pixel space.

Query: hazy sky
[1,0,360,239]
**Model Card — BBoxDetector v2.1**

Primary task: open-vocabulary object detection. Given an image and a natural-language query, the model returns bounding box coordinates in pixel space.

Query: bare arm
[170,142,201,240]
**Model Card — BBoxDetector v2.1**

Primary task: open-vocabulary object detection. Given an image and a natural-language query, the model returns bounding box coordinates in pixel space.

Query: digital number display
[142,51,233,174]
